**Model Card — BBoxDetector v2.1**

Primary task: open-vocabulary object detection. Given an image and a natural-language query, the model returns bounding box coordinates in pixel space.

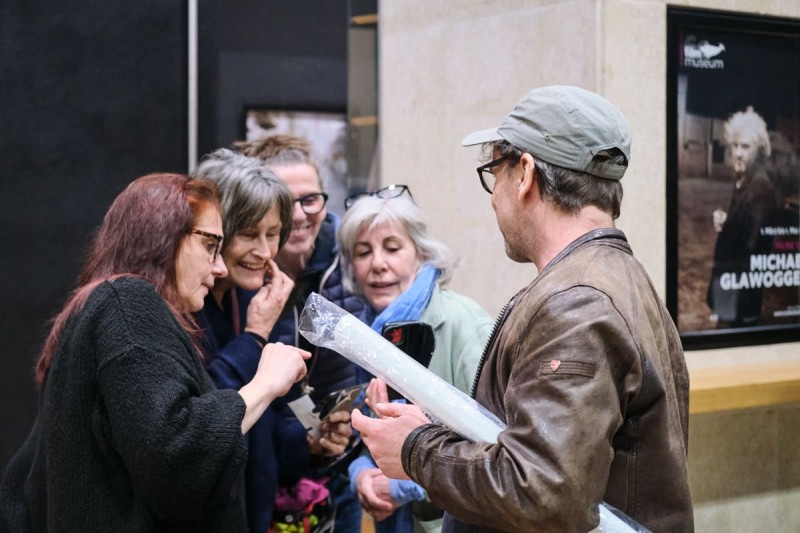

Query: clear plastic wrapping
[298,292,505,443]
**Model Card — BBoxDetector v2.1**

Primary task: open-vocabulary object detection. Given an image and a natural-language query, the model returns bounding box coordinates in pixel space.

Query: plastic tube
[298,292,505,443]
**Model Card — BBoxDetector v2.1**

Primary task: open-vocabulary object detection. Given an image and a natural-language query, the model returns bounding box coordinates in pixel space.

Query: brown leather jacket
[402,229,693,532]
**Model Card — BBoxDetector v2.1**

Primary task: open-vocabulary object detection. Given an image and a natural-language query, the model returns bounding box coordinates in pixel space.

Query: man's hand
[351,401,430,480]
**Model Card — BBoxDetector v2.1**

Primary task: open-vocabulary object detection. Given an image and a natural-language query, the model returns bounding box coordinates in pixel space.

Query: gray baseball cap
[462,85,631,180]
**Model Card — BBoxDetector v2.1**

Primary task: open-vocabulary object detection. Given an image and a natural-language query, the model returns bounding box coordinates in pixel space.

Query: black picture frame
[667,7,800,350]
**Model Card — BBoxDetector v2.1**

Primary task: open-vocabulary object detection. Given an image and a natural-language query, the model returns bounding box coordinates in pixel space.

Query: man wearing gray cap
[352,86,693,532]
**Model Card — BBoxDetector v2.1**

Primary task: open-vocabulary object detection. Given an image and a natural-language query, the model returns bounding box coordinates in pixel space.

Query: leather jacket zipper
[470,295,516,398]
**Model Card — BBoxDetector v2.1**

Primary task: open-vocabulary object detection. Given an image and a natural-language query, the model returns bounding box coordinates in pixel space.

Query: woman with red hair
[0,173,310,532]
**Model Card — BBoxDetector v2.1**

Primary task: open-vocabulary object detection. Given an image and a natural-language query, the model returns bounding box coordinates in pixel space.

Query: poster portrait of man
[668,8,800,347]
[707,107,776,328]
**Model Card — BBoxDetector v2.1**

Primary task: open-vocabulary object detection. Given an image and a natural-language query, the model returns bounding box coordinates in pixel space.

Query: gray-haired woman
[193,149,350,533]
[338,191,493,533]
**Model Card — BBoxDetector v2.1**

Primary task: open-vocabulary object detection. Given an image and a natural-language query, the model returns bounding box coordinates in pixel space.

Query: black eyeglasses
[344,184,413,209]
[476,156,511,194]
[293,192,329,215]
[190,228,224,262]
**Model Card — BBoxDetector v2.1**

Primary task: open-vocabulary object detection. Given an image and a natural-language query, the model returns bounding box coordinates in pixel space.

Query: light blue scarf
[354,264,441,384]
[369,263,440,334]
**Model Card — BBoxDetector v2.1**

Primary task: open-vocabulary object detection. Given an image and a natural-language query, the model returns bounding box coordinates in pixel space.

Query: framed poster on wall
[666,7,800,349]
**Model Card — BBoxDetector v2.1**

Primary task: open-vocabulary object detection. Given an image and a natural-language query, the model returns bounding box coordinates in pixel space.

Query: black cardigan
[1,278,250,532]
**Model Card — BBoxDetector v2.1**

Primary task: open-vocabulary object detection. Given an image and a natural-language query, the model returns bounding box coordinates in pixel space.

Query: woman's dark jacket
[1,278,249,532]
[200,290,309,533]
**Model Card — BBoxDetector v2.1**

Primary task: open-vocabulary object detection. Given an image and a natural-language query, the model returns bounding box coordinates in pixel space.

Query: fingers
[248,260,293,334]
[265,257,280,279]
[371,508,394,522]
[287,346,311,381]
[316,410,352,456]
[324,410,351,424]
[317,436,346,456]
[322,423,350,445]
[356,470,394,511]
[246,264,293,336]
[317,425,350,456]
[267,342,311,361]
[306,433,323,456]
[357,469,396,522]
[323,420,351,440]
[366,378,389,413]
[321,410,351,438]
[351,408,373,434]
[372,401,429,424]
[264,259,293,294]
[256,343,310,397]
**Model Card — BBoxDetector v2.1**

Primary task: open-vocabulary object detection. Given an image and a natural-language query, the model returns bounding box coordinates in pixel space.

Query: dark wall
[197,0,349,157]
[0,0,188,472]
[0,0,350,473]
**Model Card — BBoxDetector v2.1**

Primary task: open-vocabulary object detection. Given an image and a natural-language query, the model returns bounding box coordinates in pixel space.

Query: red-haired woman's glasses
[344,184,413,209]
[191,229,224,262]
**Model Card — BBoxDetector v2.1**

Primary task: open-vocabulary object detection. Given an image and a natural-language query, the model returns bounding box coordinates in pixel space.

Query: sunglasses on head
[344,184,413,209]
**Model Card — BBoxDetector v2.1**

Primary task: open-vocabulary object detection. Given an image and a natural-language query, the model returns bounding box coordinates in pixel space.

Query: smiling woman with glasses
[193,147,352,533]
[230,134,369,533]
[294,192,329,215]
[344,184,413,209]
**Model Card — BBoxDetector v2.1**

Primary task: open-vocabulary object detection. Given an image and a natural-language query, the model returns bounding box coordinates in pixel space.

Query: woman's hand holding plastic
[254,342,310,398]
[239,342,310,434]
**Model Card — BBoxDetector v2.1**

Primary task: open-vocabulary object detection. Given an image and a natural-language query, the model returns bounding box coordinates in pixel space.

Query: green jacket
[353,284,493,533]
[420,284,493,395]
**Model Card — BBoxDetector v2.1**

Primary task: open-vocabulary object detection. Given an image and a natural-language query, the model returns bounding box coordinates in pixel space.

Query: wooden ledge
[351,14,377,26]
[689,360,800,414]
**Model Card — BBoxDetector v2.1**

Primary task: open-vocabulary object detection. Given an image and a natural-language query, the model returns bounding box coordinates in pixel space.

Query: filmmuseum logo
[682,35,725,69]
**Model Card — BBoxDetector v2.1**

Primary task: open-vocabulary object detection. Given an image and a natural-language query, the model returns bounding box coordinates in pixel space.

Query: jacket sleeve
[95,282,248,522]
[402,286,636,532]
[745,174,776,251]
[389,479,426,505]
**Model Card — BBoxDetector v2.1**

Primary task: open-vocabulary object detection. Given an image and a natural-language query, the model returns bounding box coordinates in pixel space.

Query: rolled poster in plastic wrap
[298,293,646,533]
[298,292,505,443]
